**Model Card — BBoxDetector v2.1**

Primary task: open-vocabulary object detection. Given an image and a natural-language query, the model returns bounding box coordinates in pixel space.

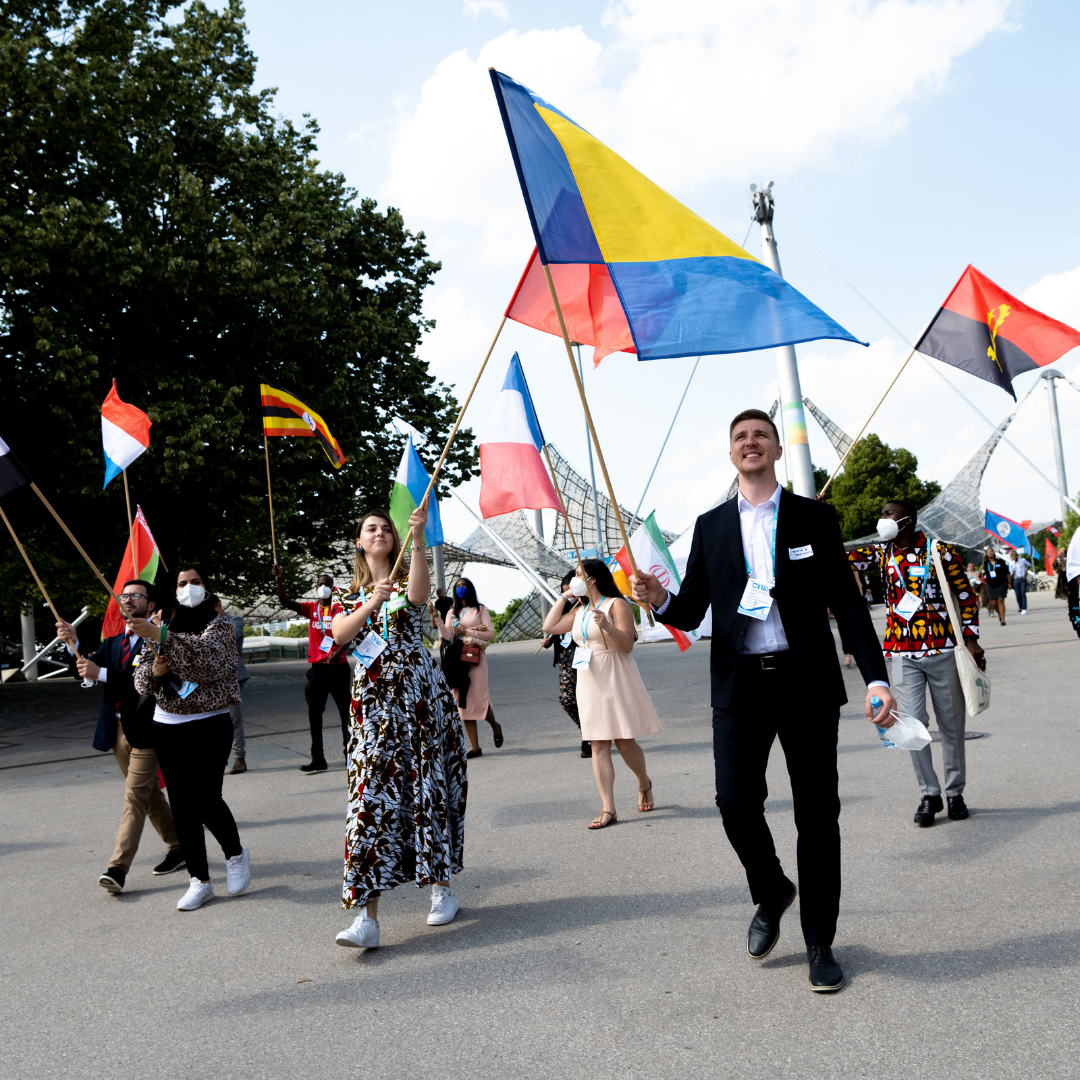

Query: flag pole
[389,316,507,582]
[29,484,124,607]
[541,264,654,626]
[121,469,136,573]
[263,432,278,565]
[0,502,84,661]
[818,346,916,499]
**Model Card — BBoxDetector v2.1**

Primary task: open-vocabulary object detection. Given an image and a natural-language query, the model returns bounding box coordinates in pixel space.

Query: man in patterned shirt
[849,499,985,827]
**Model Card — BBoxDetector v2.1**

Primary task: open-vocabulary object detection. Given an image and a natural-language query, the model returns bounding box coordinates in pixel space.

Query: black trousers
[154,712,241,882]
[712,656,841,947]
[305,662,351,762]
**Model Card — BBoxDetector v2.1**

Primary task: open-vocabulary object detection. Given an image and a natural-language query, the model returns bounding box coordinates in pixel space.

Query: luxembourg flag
[101,380,151,488]
[479,354,561,518]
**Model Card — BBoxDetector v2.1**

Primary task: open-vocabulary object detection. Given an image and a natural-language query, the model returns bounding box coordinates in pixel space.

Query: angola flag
[260,383,346,468]
[915,265,1080,399]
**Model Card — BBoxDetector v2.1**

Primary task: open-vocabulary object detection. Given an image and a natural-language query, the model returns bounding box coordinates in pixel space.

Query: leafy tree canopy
[1,0,474,643]
[819,434,941,541]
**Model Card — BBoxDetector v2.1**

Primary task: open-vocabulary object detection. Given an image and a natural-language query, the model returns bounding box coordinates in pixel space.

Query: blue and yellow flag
[490,69,864,360]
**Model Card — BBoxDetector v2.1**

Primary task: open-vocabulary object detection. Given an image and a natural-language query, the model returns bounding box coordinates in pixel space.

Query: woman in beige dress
[542,559,659,829]
[432,577,503,758]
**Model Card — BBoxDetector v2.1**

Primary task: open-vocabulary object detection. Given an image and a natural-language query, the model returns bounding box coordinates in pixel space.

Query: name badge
[319,634,335,652]
[894,590,922,622]
[386,595,409,614]
[909,566,927,577]
[788,544,813,560]
[988,568,997,578]
[737,578,774,621]
[352,633,388,669]
[572,647,593,671]
[177,680,199,700]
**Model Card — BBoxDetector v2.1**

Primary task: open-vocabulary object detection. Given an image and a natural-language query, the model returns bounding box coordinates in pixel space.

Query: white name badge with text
[177,680,199,700]
[386,595,409,615]
[894,590,922,622]
[319,634,335,652]
[789,544,813,560]
[737,578,774,621]
[352,633,388,669]
[572,647,593,671]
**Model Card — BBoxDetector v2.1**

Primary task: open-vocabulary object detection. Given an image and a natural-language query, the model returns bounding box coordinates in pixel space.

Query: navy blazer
[661,487,888,710]
[79,633,143,752]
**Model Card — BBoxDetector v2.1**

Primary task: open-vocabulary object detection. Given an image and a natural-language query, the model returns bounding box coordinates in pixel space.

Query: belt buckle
[760,654,779,671]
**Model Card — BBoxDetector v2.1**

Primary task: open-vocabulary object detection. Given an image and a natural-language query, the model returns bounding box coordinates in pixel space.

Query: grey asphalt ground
[2,589,1078,1079]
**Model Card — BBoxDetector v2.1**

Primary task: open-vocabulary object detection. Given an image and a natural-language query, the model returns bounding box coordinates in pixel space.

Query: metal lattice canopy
[452,510,572,584]
[497,589,548,642]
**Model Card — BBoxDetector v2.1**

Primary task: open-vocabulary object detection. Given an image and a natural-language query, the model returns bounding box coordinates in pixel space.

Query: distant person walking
[541,570,591,758]
[983,548,1008,625]
[1008,550,1030,615]
[56,581,184,894]
[544,559,659,829]
[226,611,250,774]
[271,564,352,773]
[131,566,249,912]
[1053,551,1068,601]
[432,577,502,759]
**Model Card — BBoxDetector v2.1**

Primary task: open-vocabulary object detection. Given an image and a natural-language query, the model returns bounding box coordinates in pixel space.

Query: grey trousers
[229,678,248,758]
[892,651,966,798]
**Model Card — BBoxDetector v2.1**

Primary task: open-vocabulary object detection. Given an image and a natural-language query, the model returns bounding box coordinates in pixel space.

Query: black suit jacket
[662,488,888,709]
[77,633,143,752]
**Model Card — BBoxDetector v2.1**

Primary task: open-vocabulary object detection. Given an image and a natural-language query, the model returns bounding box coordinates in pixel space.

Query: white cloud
[463,0,510,20]
[1022,264,1080,330]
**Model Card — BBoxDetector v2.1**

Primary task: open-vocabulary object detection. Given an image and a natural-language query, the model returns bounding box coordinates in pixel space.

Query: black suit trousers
[712,660,841,947]
[305,663,352,761]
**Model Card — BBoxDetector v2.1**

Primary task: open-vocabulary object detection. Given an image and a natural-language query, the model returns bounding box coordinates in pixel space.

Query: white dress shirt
[66,629,142,683]
[737,483,788,655]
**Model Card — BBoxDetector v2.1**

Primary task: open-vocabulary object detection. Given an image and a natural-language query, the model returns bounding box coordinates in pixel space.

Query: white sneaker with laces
[225,847,251,895]
[177,876,215,911]
[427,885,459,926]
[336,915,380,948]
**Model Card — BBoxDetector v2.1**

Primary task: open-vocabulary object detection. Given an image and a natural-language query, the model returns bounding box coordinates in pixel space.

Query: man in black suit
[57,580,184,894]
[632,409,896,992]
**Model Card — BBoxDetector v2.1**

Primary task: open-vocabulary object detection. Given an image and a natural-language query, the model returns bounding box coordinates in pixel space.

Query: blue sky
[244,0,1080,606]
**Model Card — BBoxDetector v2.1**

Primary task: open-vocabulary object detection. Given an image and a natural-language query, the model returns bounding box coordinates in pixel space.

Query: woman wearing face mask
[542,559,660,828]
[983,547,1008,625]
[130,566,249,911]
[330,507,467,949]
[431,577,501,759]
[541,569,590,758]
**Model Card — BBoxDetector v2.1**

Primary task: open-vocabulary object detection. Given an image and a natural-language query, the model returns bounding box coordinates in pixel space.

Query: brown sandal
[588,810,617,830]
[638,784,655,812]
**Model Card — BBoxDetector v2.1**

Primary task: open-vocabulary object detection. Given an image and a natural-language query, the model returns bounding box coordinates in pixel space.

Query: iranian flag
[389,435,444,547]
[614,512,697,652]
[101,506,163,638]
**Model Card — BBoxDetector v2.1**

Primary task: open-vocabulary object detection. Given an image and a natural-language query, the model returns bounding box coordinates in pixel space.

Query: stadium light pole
[751,182,817,498]
[1041,369,1070,523]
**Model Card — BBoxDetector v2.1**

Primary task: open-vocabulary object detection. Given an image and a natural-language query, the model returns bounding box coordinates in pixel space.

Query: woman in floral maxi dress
[331,506,467,950]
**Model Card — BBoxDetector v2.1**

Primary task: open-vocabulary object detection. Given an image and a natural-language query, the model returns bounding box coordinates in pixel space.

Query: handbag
[460,643,482,665]
[929,538,990,716]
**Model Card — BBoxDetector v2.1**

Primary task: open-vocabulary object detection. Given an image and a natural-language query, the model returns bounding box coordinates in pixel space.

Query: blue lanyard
[888,546,928,597]
[578,598,599,644]
[744,503,779,580]
[361,586,392,641]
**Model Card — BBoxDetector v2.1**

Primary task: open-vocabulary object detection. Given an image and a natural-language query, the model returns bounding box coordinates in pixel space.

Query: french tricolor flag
[479,354,561,519]
[101,380,151,488]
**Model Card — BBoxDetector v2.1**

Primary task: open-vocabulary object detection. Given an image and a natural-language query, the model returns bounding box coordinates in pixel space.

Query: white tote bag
[929,538,990,716]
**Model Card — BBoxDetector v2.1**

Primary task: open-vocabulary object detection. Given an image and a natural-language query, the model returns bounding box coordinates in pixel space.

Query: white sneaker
[225,847,251,895]
[1020,610,1027,616]
[427,886,459,926]
[336,915,380,948]
[177,876,215,911]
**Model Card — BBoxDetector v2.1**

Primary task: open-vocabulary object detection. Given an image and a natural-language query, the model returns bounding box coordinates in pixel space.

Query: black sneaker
[300,760,328,774]
[580,740,592,758]
[153,849,187,875]
[99,867,126,894]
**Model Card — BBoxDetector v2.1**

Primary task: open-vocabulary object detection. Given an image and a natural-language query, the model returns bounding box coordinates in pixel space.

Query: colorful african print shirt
[848,531,979,657]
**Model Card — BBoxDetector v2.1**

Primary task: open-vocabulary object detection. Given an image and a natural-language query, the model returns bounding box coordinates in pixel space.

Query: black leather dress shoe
[947,795,969,820]
[746,882,797,959]
[914,794,944,827]
[807,945,845,992]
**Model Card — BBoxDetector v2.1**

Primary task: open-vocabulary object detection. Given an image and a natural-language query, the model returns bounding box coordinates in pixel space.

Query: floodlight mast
[1041,368,1069,524]
[751,183,817,498]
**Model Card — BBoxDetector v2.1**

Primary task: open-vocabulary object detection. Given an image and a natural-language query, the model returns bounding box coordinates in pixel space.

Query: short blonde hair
[351,510,404,593]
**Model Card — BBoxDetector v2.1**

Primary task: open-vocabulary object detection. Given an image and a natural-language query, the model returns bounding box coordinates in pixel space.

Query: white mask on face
[875,516,909,542]
[317,585,332,600]
[177,583,206,608]
[569,577,589,597]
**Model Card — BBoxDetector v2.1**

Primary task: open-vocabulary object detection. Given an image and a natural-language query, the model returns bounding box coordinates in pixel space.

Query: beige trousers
[110,721,180,872]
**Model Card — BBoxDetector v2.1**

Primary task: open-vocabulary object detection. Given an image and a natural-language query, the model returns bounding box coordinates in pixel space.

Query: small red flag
[1047,537,1059,571]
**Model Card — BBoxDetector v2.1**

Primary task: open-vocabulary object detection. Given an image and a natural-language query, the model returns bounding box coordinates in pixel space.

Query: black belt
[739,651,792,672]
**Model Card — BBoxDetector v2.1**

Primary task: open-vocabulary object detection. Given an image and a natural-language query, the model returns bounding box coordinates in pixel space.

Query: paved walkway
[1,591,1077,1079]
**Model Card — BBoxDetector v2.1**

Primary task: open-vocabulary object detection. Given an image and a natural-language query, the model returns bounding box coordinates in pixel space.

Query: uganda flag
[260,383,346,468]
[916,265,1080,399]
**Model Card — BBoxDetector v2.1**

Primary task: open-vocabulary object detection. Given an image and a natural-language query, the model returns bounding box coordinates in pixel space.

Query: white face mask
[176,583,206,608]
[316,585,332,600]
[875,516,909,542]
[569,577,589,597]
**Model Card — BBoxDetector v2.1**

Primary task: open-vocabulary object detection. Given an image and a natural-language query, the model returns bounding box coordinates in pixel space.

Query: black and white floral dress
[340,578,467,908]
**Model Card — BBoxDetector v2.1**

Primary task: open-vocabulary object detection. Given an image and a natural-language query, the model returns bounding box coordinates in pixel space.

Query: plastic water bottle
[871,695,897,749]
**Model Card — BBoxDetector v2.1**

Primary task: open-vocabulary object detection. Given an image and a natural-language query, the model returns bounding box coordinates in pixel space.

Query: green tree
[491,596,526,640]
[1061,494,1080,553]
[1,0,474,644]
[825,434,941,541]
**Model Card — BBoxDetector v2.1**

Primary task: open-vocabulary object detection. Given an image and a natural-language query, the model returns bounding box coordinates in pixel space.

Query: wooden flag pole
[30,484,124,608]
[0,502,83,661]
[263,433,278,565]
[389,316,508,582]
[541,264,654,626]
[121,468,137,572]
[818,346,916,499]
